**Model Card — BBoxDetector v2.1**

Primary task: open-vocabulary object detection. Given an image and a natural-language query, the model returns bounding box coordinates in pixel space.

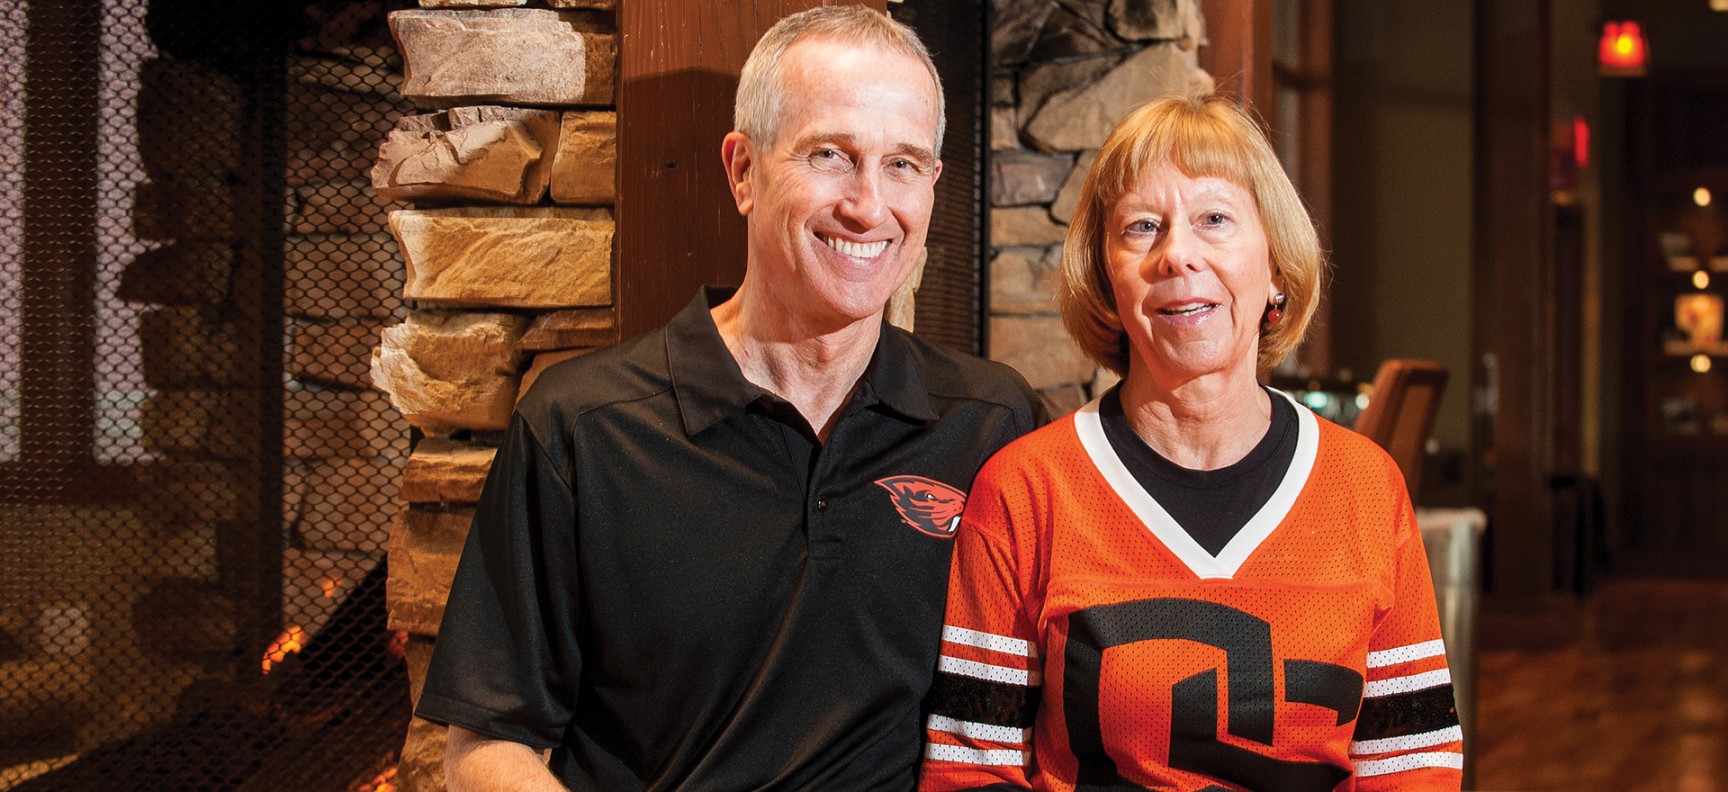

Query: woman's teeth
[822,236,888,259]
[1159,303,1214,316]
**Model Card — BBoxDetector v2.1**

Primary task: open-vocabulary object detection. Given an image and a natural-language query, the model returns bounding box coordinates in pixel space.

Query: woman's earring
[1264,291,1287,325]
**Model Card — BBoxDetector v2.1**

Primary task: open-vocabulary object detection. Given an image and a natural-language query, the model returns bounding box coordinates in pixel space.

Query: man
[415,6,1047,790]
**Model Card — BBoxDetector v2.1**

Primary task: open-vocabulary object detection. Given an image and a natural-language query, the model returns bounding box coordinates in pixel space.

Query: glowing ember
[322,576,341,599]
[387,629,409,659]
[354,765,397,792]
[262,625,307,673]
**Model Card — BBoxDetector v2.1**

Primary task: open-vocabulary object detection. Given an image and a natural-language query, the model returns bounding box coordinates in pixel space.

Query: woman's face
[1104,160,1277,388]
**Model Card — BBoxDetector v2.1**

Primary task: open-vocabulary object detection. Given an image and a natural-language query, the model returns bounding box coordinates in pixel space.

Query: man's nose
[837,168,888,229]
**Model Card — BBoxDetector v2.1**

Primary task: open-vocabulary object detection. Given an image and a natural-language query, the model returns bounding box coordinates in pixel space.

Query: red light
[1572,115,1590,170]
[1598,21,1648,76]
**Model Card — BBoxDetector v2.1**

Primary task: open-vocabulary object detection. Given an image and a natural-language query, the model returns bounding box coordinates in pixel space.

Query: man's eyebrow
[888,143,937,167]
[793,132,855,150]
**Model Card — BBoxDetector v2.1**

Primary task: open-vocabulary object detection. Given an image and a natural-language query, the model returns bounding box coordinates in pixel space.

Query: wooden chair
[1354,359,1449,504]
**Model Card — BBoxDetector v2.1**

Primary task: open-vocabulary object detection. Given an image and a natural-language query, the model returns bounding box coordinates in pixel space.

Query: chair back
[1354,359,1448,503]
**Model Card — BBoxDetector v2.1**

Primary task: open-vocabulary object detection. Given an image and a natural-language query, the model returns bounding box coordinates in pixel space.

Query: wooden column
[1198,0,1273,115]
[614,0,885,340]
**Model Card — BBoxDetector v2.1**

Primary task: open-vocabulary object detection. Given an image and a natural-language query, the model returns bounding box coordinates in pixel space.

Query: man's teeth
[822,236,889,259]
[1160,303,1213,316]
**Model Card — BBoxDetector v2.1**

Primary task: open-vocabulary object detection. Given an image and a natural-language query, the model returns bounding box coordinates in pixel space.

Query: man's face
[725,38,942,331]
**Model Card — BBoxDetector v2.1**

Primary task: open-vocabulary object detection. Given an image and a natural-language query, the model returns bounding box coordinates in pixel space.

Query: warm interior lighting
[1713,0,1728,12]
[1696,187,1713,207]
[1694,271,1711,290]
[1598,21,1649,76]
[1691,354,1712,374]
[262,625,307,674]
[1572,115,1590,170]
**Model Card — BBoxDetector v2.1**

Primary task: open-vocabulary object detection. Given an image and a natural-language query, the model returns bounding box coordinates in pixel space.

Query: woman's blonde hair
[1058,92,1324,375]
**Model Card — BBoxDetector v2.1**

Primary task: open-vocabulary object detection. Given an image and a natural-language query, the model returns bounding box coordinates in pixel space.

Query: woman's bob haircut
[1058,91,1325,376]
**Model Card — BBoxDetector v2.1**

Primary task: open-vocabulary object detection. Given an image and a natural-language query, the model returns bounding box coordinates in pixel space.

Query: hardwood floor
[1472,579,1728,791]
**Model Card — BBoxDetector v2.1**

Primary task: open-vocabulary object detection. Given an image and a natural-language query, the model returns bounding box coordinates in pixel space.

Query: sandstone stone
[403,438,497,504]
[284,234,406,322]
[286,85,410,186]
[138,308,231,388]
[387,506,475,635]
[133,178,237,241]
[989,314,1097,390]
[281,547,379,636]
[991,151,1074,207]
[142,389,218,454]
[1018,53,1123,128]
[396,716,449,792]
[372,311,528,433]
[116,242,234,306]
[1030,3,1120,61]
[1108,0,1202,43]
[392,207,614,309]
[1026,43,1194,152]
[1091,365,1122,395]
[990,246,1061,314]
[372,105,561,204]
[288,180,396,235]
[291,320,384,390]
[405,635,435,703]
[991,106,1020,152]
[518,307,618,351]
[390,9,617,106]
[289,53,402,98]
[519,348,593,401]
[549,110,616,205]
[1050,149,1099,224]
[283,389,411,459]
[290,458,403,552]
[420,0,526,6]
[991,74,1016,106]
[546,0,615,8]
[137,58,244,179]
[992,206,1068,247]
[992,0,1056,68]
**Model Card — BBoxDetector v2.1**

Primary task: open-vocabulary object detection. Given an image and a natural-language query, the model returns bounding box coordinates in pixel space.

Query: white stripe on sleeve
[937,655,1040,686]
[925,743,1030,767]
[1364,668,1452,698]
[1353,750,1465,777]
[1351,725,1463,755]
[1367,639,1448,668]
[926,714,1030,745]
[942,625,1037,657]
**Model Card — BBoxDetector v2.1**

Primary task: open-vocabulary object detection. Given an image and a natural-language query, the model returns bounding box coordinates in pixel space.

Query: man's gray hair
[734,5,945,152]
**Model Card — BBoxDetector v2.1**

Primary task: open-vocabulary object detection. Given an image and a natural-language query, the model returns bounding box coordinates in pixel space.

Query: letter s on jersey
[874,475,966,538]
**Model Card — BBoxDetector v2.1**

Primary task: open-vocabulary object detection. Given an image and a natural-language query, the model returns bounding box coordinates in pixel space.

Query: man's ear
[721,131,754,216]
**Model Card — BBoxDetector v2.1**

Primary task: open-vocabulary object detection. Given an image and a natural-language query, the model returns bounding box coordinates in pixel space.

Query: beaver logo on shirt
[874,475,966,538]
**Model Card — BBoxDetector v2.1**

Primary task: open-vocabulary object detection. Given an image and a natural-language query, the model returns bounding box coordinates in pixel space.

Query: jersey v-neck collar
[1072,387,1320,579]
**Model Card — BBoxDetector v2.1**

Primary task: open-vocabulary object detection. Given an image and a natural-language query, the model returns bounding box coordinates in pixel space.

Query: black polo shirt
[417,288,1046,791]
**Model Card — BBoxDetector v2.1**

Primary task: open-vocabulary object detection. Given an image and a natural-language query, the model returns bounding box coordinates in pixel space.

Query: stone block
[518,347,592,401]
[517,307,618,351]
[137,58,244,179]
[549,110,616,205]
[1031,2,1120,61]
[286,84,411,186]
[1039,383,1091,417]
[140,307,207,388]
[142,389,218,454]
[391,207,614,309]
[1018,53,1123,131]
[133,178,237,241]
[992,0,1056,68]
[117,242,234,306]
[387,506,475,635]
[372,105,561,204]
[1026,44,1195,152]
[991,151,1074,207]
[546,0,615,7]
[284,234,406,322]
[991,74,1016,106]
[139,460,244,523]
[991,106,1020,152]
[990,246,1061,315]
[371,311,528,434]
[1108,0,1202,43]
[290,320,384,390]
[421,0,526,6]
[283,389,411,459]
[288,180,396,235]
[390,9,617,106]
[289,457,404,552]
[402,437,497,504]
[281,547,380,637]
[396,715,449,792]
[405,635,435,704]
[991,206,1068,247]
[989,314,1097,390]
[1050,150,1098,224]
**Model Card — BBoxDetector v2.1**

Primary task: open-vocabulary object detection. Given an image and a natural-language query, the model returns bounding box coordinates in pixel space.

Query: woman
[919,93,1462,791]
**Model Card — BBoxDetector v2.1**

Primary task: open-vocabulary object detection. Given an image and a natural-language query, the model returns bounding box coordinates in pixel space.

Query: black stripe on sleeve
[1354,684,1459,742]
[926,671,1038,728]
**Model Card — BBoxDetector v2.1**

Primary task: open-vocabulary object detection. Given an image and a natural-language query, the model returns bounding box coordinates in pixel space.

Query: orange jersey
[920,393,1463,792]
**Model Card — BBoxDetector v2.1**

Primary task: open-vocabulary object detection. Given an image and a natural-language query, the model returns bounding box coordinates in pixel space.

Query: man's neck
[710,282,882,442]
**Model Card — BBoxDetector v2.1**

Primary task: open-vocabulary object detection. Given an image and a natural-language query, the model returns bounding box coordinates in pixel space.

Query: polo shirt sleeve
[415,411,582,749]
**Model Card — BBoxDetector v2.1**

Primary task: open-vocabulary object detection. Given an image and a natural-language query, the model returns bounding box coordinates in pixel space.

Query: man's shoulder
[515,326,672,423]
[888,326,1044,418]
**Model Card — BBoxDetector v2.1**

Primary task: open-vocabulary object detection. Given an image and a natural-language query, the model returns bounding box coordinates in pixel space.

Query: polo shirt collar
[666,287,937,437]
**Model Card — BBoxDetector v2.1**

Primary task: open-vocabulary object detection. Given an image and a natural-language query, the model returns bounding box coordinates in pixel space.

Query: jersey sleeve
[1350,486,1465,791]
[919,467,1042,792]
[414,410,582,749]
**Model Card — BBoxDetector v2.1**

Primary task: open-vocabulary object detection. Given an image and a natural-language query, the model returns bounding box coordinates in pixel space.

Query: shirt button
[816,499,830,513]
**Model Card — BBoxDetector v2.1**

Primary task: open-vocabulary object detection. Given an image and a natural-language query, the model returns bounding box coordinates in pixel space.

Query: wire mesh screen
[2,1,412,789]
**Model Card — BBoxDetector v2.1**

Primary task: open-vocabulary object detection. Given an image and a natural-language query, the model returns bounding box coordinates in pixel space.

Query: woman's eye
[1129,220,1159,234]
[1202,212,1230,226]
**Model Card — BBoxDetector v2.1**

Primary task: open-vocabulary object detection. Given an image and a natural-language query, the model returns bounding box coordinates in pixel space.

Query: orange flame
[262,625,307,674]
[354,765,397,792]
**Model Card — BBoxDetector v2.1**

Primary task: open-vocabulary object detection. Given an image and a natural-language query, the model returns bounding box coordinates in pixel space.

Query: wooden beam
[1199,0,1274,116]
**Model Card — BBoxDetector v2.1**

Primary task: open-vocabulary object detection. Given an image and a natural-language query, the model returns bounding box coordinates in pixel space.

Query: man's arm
[445,726,568,792]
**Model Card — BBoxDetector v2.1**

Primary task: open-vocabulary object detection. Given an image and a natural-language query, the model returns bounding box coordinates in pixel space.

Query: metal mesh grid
[2,2,412,789]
